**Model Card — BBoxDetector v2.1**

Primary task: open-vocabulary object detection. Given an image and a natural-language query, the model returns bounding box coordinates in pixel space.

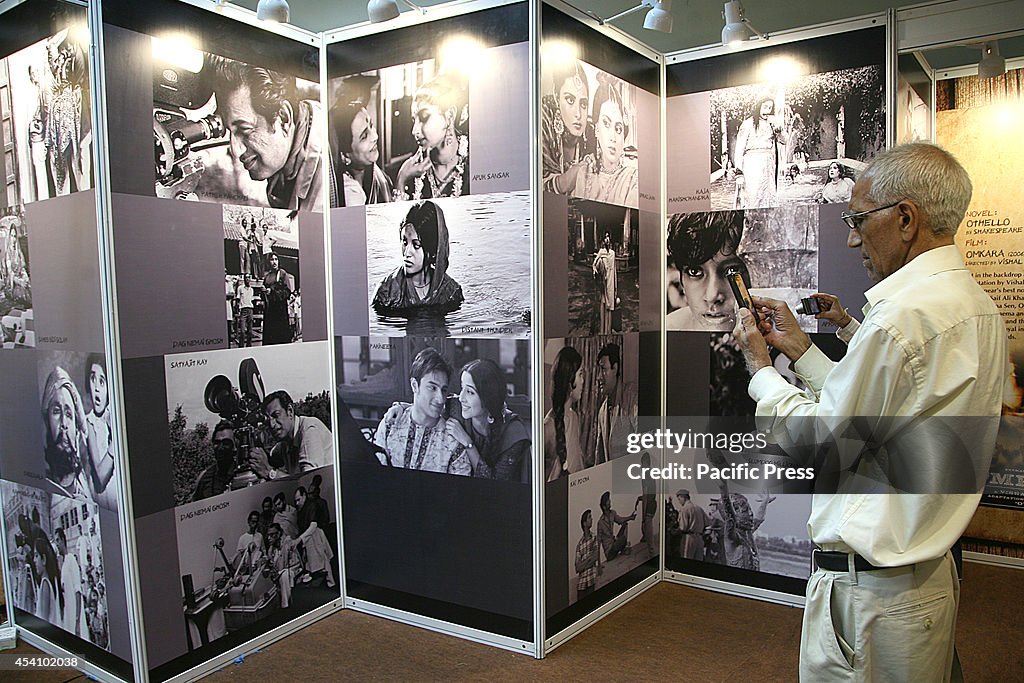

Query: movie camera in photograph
[204,357,268,488]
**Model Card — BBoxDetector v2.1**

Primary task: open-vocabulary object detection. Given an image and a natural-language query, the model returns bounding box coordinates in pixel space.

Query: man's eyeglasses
[840,199,904,230]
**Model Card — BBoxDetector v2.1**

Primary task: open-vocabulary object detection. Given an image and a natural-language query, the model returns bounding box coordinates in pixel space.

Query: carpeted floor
[5,561,1023,682]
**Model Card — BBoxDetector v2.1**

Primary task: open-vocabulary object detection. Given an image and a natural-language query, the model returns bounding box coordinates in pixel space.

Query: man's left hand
[733,307,772,376]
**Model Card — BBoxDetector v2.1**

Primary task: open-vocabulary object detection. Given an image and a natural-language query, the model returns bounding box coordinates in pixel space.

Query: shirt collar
[862,244,965,315]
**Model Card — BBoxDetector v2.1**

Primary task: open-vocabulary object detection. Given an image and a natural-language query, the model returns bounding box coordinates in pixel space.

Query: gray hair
[862,142,972,237]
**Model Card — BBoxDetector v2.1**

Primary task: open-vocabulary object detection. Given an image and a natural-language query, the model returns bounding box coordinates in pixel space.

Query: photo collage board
[540,4,663,637]
[98,0,339,677]
[328,3,536,641]
[662,27,887,595]
[0,1,134,678]
[936,70,1024,512]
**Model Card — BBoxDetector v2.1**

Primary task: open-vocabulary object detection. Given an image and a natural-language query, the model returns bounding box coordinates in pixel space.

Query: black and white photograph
[2,480,112,650]
[3,25,92,208]
[663,474,812,580]
[544,335,638,481]
[222,204,301,347]
[151,37,321,210]
[164,342,333,506]
[666,206,818,333]
[336,336,532,482]
[566,199,639,336]
[709,65,884,210]
[34,351,119,511]
[329,57,469,205]
[175,468,339,651]
[542,56,639,210]
[365,192,531,338]
[567,454,657,604]
[0,207,33,347]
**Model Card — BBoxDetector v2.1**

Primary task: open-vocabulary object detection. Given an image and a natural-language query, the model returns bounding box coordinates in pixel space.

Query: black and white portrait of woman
[542,58,638,209]
[0,209,33,347]
[366,193,531,338]
[329,59,471,207]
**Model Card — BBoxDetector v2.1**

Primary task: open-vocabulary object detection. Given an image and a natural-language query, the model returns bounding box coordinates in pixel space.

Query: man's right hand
[751,296,812,362]
[247,447,273,480]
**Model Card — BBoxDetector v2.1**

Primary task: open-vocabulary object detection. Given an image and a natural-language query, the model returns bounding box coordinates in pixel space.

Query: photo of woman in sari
[330,90,393,206]
[447,359,531,482]
[394,72,469,200]
[733,97,786,208]
[544,345,586,480]
[572,77,638,209]
[542,59,594,195]
[371,200,464,313]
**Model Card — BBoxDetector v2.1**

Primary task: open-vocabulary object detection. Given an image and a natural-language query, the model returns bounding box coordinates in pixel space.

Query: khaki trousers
[800,552,959,682]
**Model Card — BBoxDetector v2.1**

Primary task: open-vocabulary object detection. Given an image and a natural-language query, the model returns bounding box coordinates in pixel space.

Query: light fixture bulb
[256,0,289,23]
[978,41,1006,79]
[643,1,673,33]
[722,0,754,45]
[367,0,401,23]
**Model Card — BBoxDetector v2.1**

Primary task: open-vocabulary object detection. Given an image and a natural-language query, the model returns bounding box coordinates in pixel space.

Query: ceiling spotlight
[978,41,1006,79]
[256,0,289,23]
[722,1,765,46]
[591,1,674,34]
[368,0,426,24]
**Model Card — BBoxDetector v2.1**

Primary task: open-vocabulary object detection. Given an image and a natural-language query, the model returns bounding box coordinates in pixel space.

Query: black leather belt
[813,549,881,572]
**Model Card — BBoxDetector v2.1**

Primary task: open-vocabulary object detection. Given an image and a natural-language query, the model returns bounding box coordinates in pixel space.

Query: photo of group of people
[0,207,33,347]
[336,336,532,482]
[1,24,92,209]
[663,469,812,580]
[222,205,301,347]
[544,335,638,480]
[165,343,333,506]
[151,38,322,210]
[364,192,531,337]
[666,206,818,334]
[567,454,657,604]
[3,481,110,650]
[32,352,118,512]
[176,469,338,650]
[329,58,469,206]
[542,58,639,210]
[708,65,883,210]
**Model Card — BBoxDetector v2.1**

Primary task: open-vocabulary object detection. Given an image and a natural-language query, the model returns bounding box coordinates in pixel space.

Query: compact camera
[796,297,825,316]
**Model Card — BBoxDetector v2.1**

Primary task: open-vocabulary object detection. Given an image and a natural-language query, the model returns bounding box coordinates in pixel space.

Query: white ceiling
[234,0,1024,67]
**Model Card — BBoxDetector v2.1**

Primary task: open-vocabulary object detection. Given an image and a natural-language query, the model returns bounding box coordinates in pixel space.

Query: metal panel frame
[323,0,522,45]
[663,571,806,608]
[544,572,660,653]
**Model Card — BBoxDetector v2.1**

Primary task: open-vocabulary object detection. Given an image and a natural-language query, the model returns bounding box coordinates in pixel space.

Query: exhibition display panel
[662,16,889,601]
[0,0,1020,680]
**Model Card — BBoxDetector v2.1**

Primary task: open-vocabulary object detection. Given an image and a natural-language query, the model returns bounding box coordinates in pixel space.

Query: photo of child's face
[89,363,108,415]
[679,250,749,331]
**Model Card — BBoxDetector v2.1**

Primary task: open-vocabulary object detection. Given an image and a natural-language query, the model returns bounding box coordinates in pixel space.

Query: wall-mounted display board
[97,0,338,679]
[0,1,133,680]
[937,68,1024,512]
[540,2,662,643]
[662,22,887,597]
[327,2,536,647]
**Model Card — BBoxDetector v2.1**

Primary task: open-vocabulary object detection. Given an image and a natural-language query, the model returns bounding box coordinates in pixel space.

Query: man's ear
[897,200,920,243]
[277,100,295,134]
[410,376,419,396]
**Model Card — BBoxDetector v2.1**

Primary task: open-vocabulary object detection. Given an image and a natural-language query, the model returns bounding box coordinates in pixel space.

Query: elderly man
[249,390,332,480]
[41,366,90,499]
[732,143,1007,681]
[208,56,326,211]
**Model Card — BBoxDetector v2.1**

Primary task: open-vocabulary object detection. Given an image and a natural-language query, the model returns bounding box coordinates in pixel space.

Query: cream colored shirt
[749,245,1008,566]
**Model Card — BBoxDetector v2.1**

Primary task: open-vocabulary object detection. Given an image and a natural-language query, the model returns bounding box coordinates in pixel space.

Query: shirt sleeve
[837,317,860,344]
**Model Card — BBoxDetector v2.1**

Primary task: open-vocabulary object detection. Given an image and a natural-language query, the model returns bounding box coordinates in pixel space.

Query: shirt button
[923,618,933,631]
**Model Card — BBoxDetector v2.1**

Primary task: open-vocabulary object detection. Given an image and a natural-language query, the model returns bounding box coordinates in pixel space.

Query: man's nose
[229,134,246,160]
[847,229,861,249]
